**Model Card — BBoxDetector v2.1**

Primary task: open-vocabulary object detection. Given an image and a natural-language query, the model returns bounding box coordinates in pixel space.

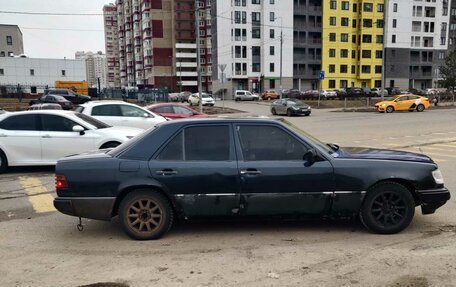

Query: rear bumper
[54,197,116,221]
[417,188,450,215]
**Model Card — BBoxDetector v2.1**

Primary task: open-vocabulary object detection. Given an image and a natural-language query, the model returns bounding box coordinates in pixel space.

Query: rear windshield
[74,113,110,129]
[75,106,84,113]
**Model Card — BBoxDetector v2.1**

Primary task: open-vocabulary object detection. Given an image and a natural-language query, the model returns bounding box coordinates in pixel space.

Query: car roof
[0,109,77,119]
[147,103,190,108]
[80,100,135,107]
[157,117,282,128]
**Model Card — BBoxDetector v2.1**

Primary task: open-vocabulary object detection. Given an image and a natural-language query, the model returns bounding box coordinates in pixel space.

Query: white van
[234,90,260,101]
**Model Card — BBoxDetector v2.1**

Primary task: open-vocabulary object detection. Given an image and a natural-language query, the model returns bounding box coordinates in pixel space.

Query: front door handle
[156,169,178,176]
[240,169,262,175]
[42,134,52,138]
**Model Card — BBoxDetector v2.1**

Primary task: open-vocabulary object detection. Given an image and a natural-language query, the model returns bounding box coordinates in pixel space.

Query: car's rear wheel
[386,106,394,113]
[235,98,240,102]
[416,104,425,112]
[119,190,173,240]
[100,142,121,149]
[271,108,277,115]
[287,109,293,117]
[0,149,8,174]
[360,182,415,234]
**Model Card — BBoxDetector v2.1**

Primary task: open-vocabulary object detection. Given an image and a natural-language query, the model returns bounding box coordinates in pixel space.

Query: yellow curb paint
[18,176,55,213]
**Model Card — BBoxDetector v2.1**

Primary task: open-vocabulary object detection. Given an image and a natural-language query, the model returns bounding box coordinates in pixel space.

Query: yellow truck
[54,81,89,96]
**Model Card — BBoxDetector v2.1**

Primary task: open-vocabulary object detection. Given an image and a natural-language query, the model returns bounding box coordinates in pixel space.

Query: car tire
[271,108,277,115]
[386,106,394,113]
[100,142,121,149]
[360,182,415,234]
[416,104,425,112]
[0,149,8,174]
[119,190,173,240]
[286,109,293,117]
[235,98,240,102]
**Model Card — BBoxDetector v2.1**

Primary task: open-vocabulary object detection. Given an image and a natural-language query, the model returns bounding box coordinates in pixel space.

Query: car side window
[0,114,39,131]
[173,106,193,115]
[120,105,149,117]
[41,115,79,132]
[154,106,174,114]
[45,96,55,102]
[158,126,231,161]
[398,96,409,101]
[92,105,122,116]
[237,125,308,161]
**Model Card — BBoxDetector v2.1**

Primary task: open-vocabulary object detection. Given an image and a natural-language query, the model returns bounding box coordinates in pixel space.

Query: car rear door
[149,124,240,217]
[39,114,97,163]
[234,124,334,216]
[0,114,42,165]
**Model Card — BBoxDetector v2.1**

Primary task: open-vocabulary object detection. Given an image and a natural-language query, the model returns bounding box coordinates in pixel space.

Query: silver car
[234,90,260,101]
[271,98,311,117]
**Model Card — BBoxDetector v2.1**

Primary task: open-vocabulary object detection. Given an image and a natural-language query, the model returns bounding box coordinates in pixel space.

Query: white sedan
[76,101,167,129]
[188,93,215,106]
[0,110,143,172]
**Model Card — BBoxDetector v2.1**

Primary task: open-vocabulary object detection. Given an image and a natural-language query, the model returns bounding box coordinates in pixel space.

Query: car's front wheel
[360,182,415,234]
[0,149,8,174]
[271,108,277,115]
[286,109,293,117]
[386,106,394,113]
[119,190,173,240]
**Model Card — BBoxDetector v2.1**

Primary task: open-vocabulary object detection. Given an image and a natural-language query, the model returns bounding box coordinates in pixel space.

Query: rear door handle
[42,135,52,138]
[156,169,178,176]
[240,169,262,175]
[0,134,7,137]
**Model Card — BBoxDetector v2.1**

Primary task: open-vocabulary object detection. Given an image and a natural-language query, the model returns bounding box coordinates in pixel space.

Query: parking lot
[1,102,456,287]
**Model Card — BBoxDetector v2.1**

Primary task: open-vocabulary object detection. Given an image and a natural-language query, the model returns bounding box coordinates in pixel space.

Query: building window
[330,1,337,9]
[361,65,371,73]
[393,3,398,12]
[329,17,336,26]
[340,65,348,73]
[6,36,12,45]
[252,0,260,4]
[362,35,372,43]
[61,70,66,76]
[270,46,275,55]
[377,4,384,12]
[363,19,372,28]
[252,63,260,72]
[362,50,371,58]
[270,29,275,39]
[270,79,275,88]
[329,80,336,89]
[376,50,383,58]
[376,35,383,43]
[342,1,349,10]
[377,20,384,28]
[329,33,336,42]
[329,65,335,73]
[392,19,397,28]
[270,12,275,22]
[0,52,4,57]
[30,69,35,76]
[351,65,356,74]
[341,17,349,26]
[0,69,4,76]
[341,33,349,42]
[340,49,348,58]
[392,35,396,43]
[270,63,275,72]
[363,3,373,12]
[375,66,382,74]
[329,49,336,57]
[352,50,356,59]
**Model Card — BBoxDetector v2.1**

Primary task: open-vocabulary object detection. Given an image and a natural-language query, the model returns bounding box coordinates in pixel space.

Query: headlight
[382,103,387,106]
[127,136,134,139]
[432,169,444,185]
[308,107,311,110]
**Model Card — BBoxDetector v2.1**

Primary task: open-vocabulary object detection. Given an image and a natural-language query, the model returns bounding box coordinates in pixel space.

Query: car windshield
[288,99,304,105]
[280,119,336,156]
[54,96,67,101]
[74,112,111,129]
[202,94,211,98]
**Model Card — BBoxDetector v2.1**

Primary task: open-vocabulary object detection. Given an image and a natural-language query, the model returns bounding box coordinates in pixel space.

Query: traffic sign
[318,71,325,80]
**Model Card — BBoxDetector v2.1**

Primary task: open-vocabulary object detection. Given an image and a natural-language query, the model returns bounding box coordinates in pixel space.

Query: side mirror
[303,149,317,167]
[72,125,85,135]
[143,112,150,118]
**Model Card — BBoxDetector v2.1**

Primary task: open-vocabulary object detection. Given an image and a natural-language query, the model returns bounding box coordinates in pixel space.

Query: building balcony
[181,80,198,86]
[177,71,198,77]
[177,62,197,68]
[176,52,197,58]
[176,43,197,49]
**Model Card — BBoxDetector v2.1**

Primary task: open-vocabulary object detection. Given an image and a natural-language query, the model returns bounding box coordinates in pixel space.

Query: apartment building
[293,0,322,91]
[212,0,294,98]
[321,0,385,90]
[107,0,211,92]
[0,24,24,57]
[103,4,121,87]
[449,1,456,52]
[75,51,108,88]
[384,0,450,90]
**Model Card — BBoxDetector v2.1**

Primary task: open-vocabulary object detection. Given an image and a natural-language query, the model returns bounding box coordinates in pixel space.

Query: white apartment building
[384,0,450,89]
[0,57,86,94]
[75,51,107,88]
[212,0,294,98]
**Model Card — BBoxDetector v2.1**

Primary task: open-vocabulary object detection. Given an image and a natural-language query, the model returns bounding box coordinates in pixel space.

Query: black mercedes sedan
[54,118,450,240]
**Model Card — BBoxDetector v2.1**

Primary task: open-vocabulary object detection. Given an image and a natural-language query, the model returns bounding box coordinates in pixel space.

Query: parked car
[168,93,182,102]
[375,95,430,113]
[179,91,192,103]
[371,88,388,97]
[407,88,425,96]
[362,88,373,97]
[188,93,215,106]
[261,90,280,100]
[345,87,364,98]
[385,87,402,96]
[336,89,348,99]
[270,98,311,116]
[28,103,63,110]
[0,110,143,172]
[53,118,450,240]
[234,90,260,101]
[46,89,91,105]
[29,95,73,110]
[302,90,320,100]
[147,103,208,120]
[76,101,166,129]
[320,90,337,100]
[284,89,305,100]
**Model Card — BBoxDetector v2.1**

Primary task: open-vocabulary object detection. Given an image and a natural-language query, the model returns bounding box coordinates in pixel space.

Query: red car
[147,103,208,120]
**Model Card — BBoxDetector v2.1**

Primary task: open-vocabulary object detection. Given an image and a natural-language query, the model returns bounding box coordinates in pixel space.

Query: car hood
[95,126,145,137]
[337,147,433,163]
[375,100,394,106]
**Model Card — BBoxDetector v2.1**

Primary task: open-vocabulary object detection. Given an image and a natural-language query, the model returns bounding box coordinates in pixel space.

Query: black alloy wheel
[416,104,425,112]
[287,109,293,117]
[271,108,277,115]
[0,149,7,173]
[119,190,173,240]
[360,182,415,234]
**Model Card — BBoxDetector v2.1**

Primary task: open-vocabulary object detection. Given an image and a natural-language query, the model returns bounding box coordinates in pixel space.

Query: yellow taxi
[375,95,430,113]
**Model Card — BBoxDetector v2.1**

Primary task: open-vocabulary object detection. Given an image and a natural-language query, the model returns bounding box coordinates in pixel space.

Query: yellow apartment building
[321,0,385,89]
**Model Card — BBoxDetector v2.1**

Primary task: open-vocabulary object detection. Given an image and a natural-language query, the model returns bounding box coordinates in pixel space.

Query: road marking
[18,176,55,213]
[433,143,456,148]
[422,151,456,158]
[421,146,451,151]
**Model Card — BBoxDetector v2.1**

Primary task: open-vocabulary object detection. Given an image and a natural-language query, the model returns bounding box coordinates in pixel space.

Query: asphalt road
[0,102,455,287]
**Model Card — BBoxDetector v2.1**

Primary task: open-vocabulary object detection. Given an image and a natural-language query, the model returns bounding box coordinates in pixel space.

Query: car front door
[149,125,240,217]
[395,96,410,110]
[0,114,42,165]
[39,114,97,163]
[276,99,286,114]
[235,124,334,216]
[119,104,155,129]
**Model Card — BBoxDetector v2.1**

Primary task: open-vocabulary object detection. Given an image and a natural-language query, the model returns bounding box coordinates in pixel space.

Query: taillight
[55,174,69,189]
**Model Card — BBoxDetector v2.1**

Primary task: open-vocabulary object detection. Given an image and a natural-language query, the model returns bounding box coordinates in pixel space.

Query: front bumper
[375,105,385,112]
[54,197,116,221]
[417,188,450,215]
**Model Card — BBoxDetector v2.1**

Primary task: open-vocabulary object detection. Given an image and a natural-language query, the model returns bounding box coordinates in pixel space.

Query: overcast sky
[1,0,112,59]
